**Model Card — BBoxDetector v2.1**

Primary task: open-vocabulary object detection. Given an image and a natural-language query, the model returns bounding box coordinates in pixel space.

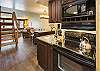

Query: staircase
[0,11,19,50]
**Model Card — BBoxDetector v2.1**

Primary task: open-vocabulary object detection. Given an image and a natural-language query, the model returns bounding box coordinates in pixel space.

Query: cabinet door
[56,0,62,22]
[37,42,48,70]
[37,40,54,71]
[49,1,53,23]
[37,43,42,68]
[49,0,61,23]
[47,46,53,71]
[52,0,56,22]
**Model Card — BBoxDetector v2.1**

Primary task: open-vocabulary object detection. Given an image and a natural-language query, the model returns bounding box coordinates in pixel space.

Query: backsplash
[64,30,96,60]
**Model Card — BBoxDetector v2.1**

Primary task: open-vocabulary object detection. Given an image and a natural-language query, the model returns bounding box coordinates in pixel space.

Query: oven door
[58,54,76,71]
[58,54,84,71]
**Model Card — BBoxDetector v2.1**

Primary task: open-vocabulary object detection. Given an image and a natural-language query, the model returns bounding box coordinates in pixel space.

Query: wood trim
[0,6,1,49]
[1,34,15,38]
[40,17,49,19]
[1,38,16,42]
[0,17,13,20]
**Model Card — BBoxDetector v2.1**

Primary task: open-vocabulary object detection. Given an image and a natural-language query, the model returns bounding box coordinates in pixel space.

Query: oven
[58,54,84,71]
[56,31,96,71]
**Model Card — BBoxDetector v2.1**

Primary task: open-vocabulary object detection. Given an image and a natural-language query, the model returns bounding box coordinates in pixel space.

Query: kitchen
[34,0,96,71]
[0,0,100,71]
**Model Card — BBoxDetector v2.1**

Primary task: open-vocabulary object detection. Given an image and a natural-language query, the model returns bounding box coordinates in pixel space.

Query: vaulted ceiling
[0,0,48,14]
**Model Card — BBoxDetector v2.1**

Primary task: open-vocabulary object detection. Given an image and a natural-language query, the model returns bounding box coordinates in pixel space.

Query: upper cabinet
[49,0,62,23]
[62,0,96,16]
[61,0,96,31]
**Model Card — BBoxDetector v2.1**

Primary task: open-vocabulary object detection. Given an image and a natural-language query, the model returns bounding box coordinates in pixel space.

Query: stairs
[0,11,19,50]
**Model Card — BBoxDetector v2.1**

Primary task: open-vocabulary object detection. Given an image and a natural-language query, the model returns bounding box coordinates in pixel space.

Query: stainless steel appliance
[57,31,96,71]
[58,54,86,71]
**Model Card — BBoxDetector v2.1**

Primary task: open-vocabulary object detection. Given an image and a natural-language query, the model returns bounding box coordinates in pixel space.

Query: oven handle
[58,54,65,71]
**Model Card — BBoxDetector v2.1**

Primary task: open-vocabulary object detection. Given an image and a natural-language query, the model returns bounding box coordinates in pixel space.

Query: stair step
[1,42,16,47]
[1,34,15,38]
[1,31,14,35]
[0,17,13,20]
[1,28,15,31]
[1,38,16,42]
[0,11,12,14]
[1,22,13,25]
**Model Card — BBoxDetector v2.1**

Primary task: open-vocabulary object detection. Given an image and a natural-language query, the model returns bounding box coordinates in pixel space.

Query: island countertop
[36,34,95,69]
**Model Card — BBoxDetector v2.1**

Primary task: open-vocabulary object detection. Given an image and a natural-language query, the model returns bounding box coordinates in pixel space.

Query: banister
[12,12,19,47]
[12,12,19,31]
[0,11,19,48]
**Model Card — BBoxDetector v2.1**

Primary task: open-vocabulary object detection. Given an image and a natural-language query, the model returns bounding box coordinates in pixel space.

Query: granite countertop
[36,34,57,44]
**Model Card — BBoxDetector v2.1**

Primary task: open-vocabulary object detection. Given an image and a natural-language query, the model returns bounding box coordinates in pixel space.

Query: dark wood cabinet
[37,42,48,70]
[37,40,53,71]
[61,0,96,30]
[49,0,62,23]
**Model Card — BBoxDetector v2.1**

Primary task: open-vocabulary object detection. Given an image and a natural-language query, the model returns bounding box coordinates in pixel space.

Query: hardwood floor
[0,37,44,71]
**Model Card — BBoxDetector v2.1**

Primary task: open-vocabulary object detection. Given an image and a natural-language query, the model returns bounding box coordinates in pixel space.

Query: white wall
[40,18,51,31]
[40,18,60,31]
[1,7,43,30]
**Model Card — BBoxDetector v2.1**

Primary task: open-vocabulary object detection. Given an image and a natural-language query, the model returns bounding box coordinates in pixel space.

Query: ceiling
[0,0,48,14]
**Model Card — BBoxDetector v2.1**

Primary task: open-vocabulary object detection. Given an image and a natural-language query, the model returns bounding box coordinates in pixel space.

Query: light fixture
[40,9,49,19]
[73,12,78,14]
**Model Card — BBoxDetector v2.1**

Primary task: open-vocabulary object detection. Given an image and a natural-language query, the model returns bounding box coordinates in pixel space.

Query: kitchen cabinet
[49,0,62,23]
[37,42,48,70]
[37,39,53,71]
[61,0,96,30]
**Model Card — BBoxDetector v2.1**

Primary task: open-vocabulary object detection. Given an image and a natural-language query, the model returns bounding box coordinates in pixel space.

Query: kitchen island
[35,34,95,71]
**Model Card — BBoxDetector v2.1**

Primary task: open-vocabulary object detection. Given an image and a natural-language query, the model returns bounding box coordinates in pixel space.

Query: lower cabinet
[37,40,53,71]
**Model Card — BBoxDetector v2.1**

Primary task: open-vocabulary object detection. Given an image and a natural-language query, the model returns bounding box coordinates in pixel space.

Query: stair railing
[12,12,19,47]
